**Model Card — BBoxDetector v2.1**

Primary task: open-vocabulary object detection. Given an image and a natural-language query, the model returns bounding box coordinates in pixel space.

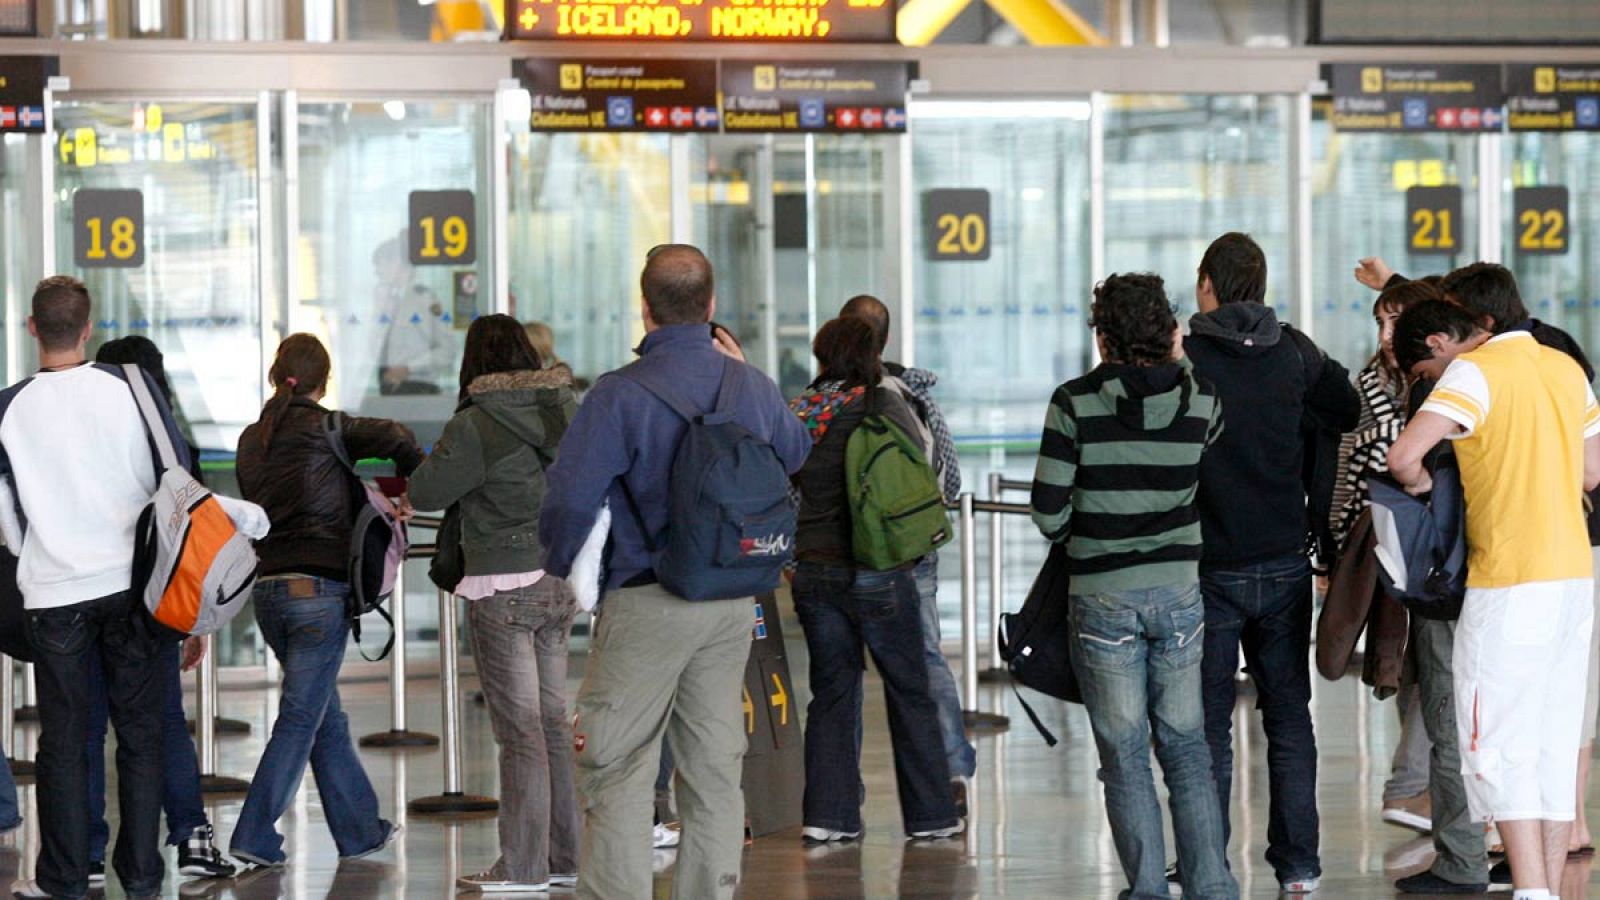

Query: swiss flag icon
[836,108,859,128]
[1437,107,1459,128]
[645,107,669,128]
[861,108,884,129]
[0,108,15,128]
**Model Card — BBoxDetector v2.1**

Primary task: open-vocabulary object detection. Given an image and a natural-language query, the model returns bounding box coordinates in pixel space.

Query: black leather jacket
[237,398,422,579]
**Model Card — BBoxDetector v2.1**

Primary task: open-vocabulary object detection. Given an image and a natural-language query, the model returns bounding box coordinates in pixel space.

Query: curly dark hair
[1090,273,1178,366]
[1392,298,1481,375]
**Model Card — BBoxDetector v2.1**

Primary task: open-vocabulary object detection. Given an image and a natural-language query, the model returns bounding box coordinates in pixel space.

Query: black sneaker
[88,861,106,887]
[1395,871,1488,894]
[178,825,236,879]
[1488,859,1512,891]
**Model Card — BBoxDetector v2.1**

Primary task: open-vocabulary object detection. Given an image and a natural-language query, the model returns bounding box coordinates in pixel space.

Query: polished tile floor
[7,614,1600,899]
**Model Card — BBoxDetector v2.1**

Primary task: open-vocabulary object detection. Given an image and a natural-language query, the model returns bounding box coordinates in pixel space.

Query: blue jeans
[1200,554,1320,884]
[915,555,976,778]
[85,640,207,860]
[230,578,389,863]
[792,562,957,835]
[0,732,18,834]
[1072,583,1237,900]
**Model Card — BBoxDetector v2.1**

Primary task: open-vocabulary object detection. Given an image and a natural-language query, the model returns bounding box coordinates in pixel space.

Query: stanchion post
[15,662,35,723]
[408,589,497,816]
[978,472,1009,682]
[1,655,30,780]
[196,635,249,794]
[361,564,438,748]
[960,494,1009,732]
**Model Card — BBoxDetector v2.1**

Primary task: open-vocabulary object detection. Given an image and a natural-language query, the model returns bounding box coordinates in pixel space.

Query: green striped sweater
[1030,359,1223,594]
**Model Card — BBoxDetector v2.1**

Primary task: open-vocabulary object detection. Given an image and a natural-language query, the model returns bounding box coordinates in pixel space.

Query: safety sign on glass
[409,190,476,266]
[923,189,991,262]
[1405,186,1463,255]
[73,188,145,269]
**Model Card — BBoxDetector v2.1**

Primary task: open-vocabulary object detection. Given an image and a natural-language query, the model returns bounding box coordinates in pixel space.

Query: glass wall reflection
[1504,132,1600,374]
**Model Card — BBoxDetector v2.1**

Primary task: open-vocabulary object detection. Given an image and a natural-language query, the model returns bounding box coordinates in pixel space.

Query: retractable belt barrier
[0,657,30,780]
[956,492,1017,732]
[196,634,250,794]
[408,585,498,816]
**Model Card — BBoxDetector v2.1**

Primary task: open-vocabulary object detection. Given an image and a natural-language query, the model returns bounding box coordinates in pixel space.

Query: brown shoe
[1382,791,1432,834]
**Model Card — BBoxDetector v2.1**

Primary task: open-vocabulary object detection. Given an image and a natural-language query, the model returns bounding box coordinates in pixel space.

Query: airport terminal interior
[0,0,1595,897]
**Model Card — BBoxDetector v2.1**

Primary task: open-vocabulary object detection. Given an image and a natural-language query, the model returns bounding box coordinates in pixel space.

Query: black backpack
[997,542,1081,746]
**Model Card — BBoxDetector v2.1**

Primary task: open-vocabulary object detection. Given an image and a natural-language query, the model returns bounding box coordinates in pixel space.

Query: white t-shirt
[0,364,158,609]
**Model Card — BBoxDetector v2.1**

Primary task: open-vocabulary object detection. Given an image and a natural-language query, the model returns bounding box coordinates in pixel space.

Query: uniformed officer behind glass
[373,229,454,396]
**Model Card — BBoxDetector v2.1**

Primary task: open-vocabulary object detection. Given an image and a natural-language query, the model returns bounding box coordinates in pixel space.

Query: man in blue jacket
[541,244,810,900]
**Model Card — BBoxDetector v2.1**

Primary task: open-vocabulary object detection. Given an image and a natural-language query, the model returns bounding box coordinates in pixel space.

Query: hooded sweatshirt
[1029,359,1222,594]
[408,368,578,576]
[1184,302,1359,566]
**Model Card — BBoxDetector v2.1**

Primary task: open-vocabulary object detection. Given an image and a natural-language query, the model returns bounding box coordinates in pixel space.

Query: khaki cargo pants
[573,584,753,900]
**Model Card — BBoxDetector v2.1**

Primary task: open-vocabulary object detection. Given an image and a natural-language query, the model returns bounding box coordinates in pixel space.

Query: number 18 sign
[74,188,145,269]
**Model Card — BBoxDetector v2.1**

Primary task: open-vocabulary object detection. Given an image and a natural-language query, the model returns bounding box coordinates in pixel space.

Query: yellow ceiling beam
[897,0,977,47]
[983,0,1108,45]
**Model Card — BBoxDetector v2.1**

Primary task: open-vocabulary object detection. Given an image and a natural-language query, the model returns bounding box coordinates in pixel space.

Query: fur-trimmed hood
[464,368,577,449]
[467,367,574,396]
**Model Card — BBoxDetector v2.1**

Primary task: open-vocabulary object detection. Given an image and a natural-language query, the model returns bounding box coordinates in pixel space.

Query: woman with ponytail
[230,333,422,869]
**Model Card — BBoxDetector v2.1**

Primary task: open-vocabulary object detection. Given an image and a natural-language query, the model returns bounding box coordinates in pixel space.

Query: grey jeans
[1412,616,1488,885]
[574,584,753,900]
[466,578,582,883]
[1383,683,1432,802]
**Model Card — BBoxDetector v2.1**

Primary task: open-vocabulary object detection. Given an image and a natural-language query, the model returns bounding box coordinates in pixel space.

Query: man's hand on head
[712,326,746,363]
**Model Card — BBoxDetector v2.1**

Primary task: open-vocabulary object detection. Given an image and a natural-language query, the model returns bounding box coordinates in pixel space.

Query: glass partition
[1504,132,1600,372]
[1309,113,1479,371]
[910,101,1093,486]
[1104,94,1294,319]
[294,99,493,450]
[509,131,672,385]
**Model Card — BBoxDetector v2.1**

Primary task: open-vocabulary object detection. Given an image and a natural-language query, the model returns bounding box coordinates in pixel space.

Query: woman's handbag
[997,542,1080,746]
[429,504,465,594]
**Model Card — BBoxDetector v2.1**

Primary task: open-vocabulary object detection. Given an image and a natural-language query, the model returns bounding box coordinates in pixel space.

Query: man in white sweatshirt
[0,276,190,900]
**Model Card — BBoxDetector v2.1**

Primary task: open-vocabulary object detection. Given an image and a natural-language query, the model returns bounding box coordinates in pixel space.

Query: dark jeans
[86,639,207,861]
[1072,584,1237,900]
[231,577,388,863]
[792,562,957,835]
[27,590,165,899]
[1200,554,1320,884]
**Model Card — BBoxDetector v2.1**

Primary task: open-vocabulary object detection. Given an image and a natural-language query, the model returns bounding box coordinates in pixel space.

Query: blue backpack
[1366,450,1467,621]
[619,359,795,601]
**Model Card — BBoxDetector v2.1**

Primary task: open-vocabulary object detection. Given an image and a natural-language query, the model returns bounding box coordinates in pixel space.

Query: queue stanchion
[196,635,249,794]
[15,663,35,723]
[409,589,497,816]
[360,562,439,749]
[1,655,31,781]
[959,493,1008,732]
[978,472,1010,684]
[188,638,250,737]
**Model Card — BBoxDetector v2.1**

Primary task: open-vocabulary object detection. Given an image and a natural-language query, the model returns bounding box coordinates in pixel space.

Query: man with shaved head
[839,294,976,806]
[541,244,810,900]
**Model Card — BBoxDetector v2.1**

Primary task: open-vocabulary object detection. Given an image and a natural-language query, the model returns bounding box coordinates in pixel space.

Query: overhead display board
[720,61,909,132]
[506,0,897,43]
[0,56,55,133]
[1313,1,1600,45]
[515,58,720,132]
[1507,64,1600,131]
[1328,64,1504,132]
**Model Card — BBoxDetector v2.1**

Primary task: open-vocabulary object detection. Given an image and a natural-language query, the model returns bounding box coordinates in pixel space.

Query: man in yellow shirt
[1390,284,1600,900]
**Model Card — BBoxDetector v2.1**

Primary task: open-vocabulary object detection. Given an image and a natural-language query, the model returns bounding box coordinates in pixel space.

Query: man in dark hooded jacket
[1183,233,1360,895]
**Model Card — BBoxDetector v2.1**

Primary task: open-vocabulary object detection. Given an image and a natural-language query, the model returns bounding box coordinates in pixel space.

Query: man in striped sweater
[1030,273,1237,900]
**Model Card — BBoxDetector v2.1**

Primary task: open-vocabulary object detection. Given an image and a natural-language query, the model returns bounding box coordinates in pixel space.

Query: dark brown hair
[1371,279,1446,384]
[257,333,332,450]
[812,317,882,389]
[641,245,715,326]
[1198,232,1267,306]
[839,294,890,354]
[31,276,92,352]
[460,314,542,401]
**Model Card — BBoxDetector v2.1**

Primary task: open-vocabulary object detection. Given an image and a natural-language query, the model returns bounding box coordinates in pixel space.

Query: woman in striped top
[1030,273,1236,900]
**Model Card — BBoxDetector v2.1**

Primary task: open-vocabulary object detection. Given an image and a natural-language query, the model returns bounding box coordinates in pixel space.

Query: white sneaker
[1280,875,1320,894]
[652,822,681,849]
[10,880,50,899]
[549,873,578,887]
[801,826,862,844]
[908,820,966,841]
[341,821,403,860]
[456,870,551,893]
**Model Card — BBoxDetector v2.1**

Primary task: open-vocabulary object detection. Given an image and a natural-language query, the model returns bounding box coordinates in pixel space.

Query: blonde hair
[523,321,561,368]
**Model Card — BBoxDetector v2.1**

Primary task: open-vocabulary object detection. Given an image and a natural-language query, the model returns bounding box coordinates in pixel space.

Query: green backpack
[845,389,952,570]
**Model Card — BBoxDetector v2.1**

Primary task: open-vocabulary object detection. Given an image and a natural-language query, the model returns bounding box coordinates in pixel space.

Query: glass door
[1310,114,1480,371]
[1504,132,1600,369]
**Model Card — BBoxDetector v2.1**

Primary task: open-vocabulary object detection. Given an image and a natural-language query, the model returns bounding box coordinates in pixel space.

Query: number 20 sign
[923,189,991,262]
[74,189,145,269]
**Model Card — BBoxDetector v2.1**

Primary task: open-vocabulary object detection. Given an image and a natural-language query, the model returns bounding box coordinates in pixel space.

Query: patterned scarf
[789,383,865,444]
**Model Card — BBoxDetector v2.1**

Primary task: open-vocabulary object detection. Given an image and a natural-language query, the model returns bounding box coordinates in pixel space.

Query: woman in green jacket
[407,314,579,894]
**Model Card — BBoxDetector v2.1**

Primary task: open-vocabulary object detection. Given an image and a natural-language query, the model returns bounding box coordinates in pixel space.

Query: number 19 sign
[923,189,991,262]
[409,190,476,266]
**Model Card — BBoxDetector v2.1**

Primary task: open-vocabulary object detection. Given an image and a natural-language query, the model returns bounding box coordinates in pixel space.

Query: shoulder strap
[321,411,357,473]
[711,357,741,416]
[616,366,706,424]
[123,364,179,474]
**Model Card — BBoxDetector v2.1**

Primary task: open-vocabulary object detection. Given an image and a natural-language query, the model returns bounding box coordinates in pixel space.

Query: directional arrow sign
[743,687,755,735]
[768,673,789,727]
